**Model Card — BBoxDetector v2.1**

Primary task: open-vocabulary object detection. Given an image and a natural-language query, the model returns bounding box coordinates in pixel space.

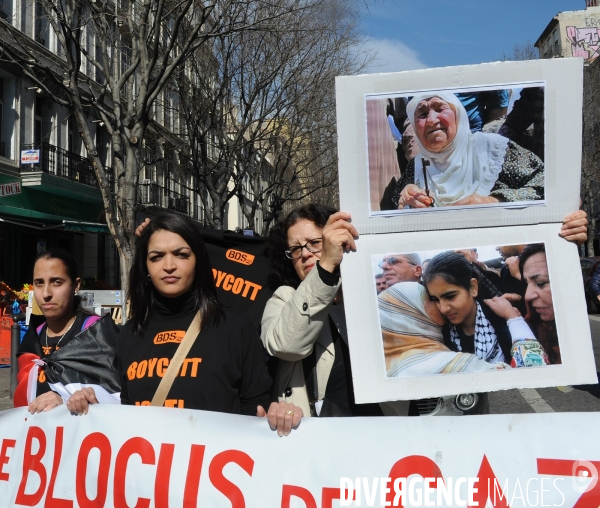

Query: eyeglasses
[378,256,416,269]
[285,239,323,260]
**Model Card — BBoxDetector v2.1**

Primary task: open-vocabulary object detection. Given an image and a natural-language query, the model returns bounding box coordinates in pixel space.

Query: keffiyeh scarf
[449,301,505,363]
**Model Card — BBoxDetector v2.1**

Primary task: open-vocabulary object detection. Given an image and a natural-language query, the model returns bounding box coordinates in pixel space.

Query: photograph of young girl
[367,84,545,215]
[372,242,558,379]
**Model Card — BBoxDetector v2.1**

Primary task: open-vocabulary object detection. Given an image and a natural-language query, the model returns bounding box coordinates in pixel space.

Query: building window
[34,96,42,145]
[164,90,172,131]
[34,2,46,46]
[0,0,10,20]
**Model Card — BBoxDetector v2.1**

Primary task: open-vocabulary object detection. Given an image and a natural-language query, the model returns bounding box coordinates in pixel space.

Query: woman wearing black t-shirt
[68,212,302,436]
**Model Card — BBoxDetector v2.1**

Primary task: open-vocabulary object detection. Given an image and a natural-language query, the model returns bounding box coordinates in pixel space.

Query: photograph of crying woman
[366,84,545,215]
[372,242,559,379]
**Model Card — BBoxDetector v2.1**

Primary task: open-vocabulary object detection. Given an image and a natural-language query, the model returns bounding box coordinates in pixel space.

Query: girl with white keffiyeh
[379,282,510,378]
[422,251,549,367]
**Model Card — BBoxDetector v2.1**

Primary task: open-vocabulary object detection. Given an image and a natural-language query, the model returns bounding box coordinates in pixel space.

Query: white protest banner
[0,405,599,507]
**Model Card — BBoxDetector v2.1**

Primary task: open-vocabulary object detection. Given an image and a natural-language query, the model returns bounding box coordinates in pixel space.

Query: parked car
[580,256,600,314]
[410,393,489,416]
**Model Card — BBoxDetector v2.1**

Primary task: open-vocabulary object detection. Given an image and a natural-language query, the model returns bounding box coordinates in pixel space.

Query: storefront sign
[0,182,21,197]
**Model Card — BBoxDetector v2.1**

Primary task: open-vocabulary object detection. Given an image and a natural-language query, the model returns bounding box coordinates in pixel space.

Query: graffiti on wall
[567,25,600,62]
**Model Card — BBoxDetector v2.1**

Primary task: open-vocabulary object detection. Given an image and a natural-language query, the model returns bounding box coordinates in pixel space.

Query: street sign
[20,149,40,164]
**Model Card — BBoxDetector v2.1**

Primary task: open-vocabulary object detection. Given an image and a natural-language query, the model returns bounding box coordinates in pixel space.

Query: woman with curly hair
[262,204,386,417]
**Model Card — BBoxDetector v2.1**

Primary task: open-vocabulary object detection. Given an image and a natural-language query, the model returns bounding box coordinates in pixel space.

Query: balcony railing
[542,45,562,59]
[20,143,112,190]
[139,179,206,222]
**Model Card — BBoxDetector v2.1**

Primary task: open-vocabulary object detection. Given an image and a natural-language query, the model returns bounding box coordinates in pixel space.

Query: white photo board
[341,224,596,402]
[335,59,596,402]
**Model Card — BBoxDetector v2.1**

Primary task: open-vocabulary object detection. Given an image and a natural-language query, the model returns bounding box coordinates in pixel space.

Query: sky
[359,0,587,72]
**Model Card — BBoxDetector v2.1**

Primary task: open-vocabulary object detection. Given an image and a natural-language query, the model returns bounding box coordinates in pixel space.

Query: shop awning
[0,213,63,230]
[0,214,110,233]
[63,220,110,233]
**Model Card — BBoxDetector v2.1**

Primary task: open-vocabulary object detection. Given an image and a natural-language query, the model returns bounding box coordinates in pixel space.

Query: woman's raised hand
[28,391,63,414]
[257,402,303,437]
[559,210,588,245]
[504,256,521,280]
[66,387,98,415]
[135,218,151,237]
[318,212,358,273]
[483,296,521,321]
[399,184,433,208]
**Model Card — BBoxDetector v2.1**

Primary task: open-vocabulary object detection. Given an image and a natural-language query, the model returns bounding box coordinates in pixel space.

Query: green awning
[0,202,72,223]
[63,220,110,233]
[0,179,103,223]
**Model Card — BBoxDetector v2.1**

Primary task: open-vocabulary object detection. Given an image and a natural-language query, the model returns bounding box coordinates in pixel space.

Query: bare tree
[582,61,600,256]
[497,40,539,62]
[175,0,371,233]
[0,0,312,288]
[581,150,599,256]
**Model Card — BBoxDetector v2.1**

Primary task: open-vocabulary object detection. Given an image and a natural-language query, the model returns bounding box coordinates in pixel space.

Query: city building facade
[0,0,250,290]
[535,2,600,64]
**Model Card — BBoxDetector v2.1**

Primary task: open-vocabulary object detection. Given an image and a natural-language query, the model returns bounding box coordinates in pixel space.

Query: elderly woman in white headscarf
[391,92,544,209]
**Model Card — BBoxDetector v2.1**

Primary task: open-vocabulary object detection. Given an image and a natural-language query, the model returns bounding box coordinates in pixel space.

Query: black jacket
[442,301,512,362]
[589,264,600,299]
[16,312,121,405]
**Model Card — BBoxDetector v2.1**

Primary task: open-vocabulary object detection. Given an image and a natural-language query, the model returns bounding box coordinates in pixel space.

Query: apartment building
[534,1,600,254]
[0,0,117,288]
[535,0,600,64]
[0,0,241,289]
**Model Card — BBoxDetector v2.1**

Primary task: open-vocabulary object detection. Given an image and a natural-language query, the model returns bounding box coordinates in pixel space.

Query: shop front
[0,173,117,290]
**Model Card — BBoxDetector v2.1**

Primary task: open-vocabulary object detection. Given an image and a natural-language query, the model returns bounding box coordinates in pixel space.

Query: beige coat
[261,267,408,417]
[261,267,338,416]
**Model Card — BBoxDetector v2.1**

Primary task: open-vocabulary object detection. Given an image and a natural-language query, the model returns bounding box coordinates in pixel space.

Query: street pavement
[0,366,10,411]
[1,318,599,414]
[488,316,600,414]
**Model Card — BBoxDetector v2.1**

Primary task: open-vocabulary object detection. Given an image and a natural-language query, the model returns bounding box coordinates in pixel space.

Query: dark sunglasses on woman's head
[285,239,323,260]
[378,256,416,269]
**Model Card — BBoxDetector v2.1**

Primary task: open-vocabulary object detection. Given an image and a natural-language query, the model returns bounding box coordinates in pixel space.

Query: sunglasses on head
[378,256,415,269]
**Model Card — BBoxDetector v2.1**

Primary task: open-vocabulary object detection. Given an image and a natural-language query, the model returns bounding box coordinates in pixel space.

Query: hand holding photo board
[336,59,597,402]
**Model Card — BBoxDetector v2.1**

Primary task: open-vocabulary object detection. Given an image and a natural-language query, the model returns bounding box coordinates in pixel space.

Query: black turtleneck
[118,291,272,415]
[153,289,198,317]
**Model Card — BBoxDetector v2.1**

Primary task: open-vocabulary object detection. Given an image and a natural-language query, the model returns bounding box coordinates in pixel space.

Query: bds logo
[154,330,186,344]
[225,249,255,266]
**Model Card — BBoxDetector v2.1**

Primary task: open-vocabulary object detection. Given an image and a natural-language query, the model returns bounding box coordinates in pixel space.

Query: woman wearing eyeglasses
[262,204,390,417]
[262,205,587,417]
